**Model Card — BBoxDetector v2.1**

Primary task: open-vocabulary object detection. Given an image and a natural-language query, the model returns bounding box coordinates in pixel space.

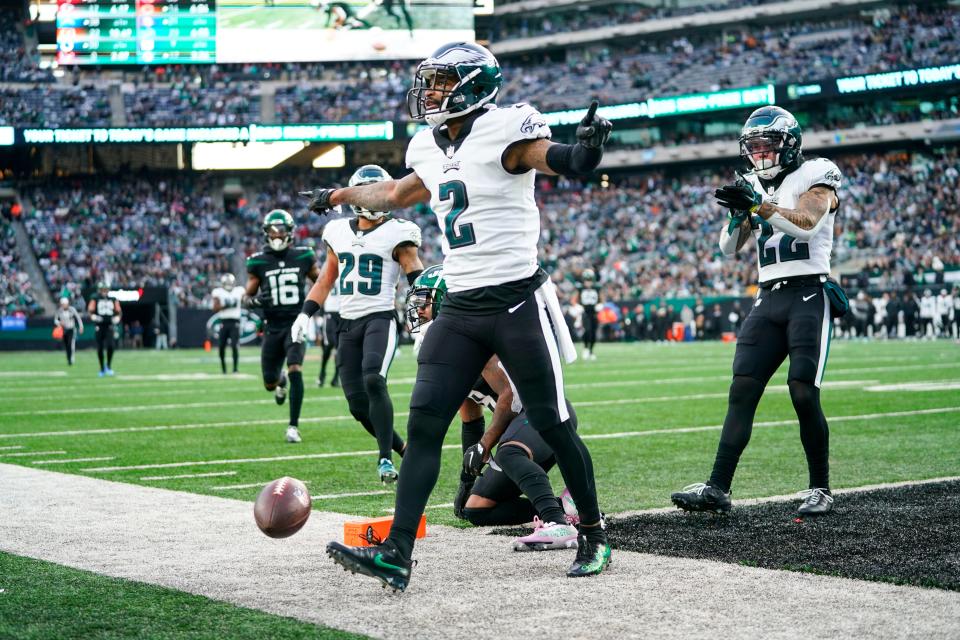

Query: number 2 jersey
[246,245,316,331]
[743,157,843,282]
[322,216,421,320]
[404,102,551,293]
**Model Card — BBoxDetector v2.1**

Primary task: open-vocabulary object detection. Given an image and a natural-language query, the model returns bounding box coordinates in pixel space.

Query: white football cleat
[285,426,302,443]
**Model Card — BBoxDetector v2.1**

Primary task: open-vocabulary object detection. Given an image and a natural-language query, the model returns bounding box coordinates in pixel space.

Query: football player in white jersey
[672,106,844,517]
[302,42,613,590]
[212,273,244,374]
[292,164,424,485]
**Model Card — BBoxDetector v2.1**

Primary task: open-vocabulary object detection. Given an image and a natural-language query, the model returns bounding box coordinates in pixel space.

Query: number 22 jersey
[745,157,843,282]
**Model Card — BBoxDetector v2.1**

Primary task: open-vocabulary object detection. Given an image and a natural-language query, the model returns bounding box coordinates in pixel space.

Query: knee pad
[788,380,819,412]
[362,373,388,398]
[728,375,765,409]
[405,408,451,447]
[345,393,370,423]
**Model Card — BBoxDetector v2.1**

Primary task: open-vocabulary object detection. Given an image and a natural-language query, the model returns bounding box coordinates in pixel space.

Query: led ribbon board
[19,122,394,144]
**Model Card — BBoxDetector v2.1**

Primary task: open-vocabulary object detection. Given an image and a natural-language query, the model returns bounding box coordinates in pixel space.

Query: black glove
[715,178,763,214]
[299,188,336,214]
[246,290,273,308]
[575,100,613,149]
[462,443,487,477]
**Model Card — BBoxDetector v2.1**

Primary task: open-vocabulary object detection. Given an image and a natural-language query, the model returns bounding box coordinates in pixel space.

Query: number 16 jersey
[405,102,552,293]
[322,216,421,320]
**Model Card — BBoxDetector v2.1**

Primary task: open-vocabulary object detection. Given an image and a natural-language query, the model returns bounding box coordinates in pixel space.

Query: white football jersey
[405,103,551,292]
[322,216,421,320]
[744,157,842,282]
[323,286,341,313]
[211,285,244,320]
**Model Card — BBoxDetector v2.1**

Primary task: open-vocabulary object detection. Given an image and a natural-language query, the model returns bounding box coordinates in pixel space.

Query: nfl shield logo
[446,145,455,159]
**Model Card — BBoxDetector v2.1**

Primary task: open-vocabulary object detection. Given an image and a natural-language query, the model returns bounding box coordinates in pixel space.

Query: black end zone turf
[611,481,960,590]
[493,481,959,590]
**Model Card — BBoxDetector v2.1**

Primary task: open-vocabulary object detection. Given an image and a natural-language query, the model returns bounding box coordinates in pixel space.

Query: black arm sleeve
[545,142,604,177]
[406,269,423,286]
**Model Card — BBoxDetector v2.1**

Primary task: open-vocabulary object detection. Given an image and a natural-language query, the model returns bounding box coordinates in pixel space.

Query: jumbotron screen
[55,0,476,65]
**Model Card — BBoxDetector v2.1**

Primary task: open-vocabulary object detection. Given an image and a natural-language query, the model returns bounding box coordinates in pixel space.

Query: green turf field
[2,340,958,526]
[0,552,364,640]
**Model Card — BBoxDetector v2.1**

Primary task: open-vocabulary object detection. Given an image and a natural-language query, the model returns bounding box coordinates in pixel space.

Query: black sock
[319,344,333,380]
[219,344,227,373]
[107,347,114,368]
[387,410,450,560]
[288,371,303,427]
[537,419,602,526]
[709,376,765,493]
[364,373,394,460]
[232,345,239,372]
[790,380,831,490]
[97,348,104,371]
[462,498,537,526]
[496,445,566,524]
[460,417,485,482]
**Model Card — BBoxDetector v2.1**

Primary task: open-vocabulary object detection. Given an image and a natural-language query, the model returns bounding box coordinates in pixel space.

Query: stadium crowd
[1,214,44,318]
[2,146,955,323]
[1,4,957,126]
[20,175,237,308]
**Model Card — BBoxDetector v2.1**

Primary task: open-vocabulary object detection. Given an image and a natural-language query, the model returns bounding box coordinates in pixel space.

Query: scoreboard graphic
[56,0,216,65]
[54,0,477,65]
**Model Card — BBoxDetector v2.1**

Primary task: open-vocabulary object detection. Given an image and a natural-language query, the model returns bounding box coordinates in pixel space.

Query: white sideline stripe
[32,456,114,465]
[211,480,313,491]
[580,406,960,441]
[0,371,67,378]
[0,413,362,440]
[575,380,876,407]
[0,381,942,440]
[0,445,24,450]
[83,445,460,472]
[0,375,879,418]
[312,490,392,500]
[78,405,960,473]
[615,475,960,518]
[865,381,960,392]
[0,450,66,457]
[140,471,237,481]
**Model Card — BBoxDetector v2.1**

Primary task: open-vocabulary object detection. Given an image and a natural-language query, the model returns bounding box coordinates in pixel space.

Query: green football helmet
[407,42,503,127]
[739,106,803,180]
[405,264,446,332]
[262,209,295,252]
[348,164,392,221]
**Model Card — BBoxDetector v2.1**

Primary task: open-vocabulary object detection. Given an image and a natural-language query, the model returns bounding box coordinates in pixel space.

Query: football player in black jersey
[578,268,600,360]
[87,282,121,377]
[245,210,320,443]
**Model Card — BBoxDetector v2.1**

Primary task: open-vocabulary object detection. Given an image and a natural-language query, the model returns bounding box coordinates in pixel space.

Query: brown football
[254,477,312,538]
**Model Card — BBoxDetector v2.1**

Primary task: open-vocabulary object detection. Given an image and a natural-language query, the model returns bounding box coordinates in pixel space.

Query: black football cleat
[453,477,474,520]
[671,482,732,514]
[567,533,611,577]
[797,488,834,515]
[326,540,413,593]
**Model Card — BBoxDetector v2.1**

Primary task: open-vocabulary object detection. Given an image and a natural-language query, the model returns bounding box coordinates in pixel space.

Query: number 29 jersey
[246,246,316,330]
[322,217,421,320]
[745,157,842,282]
[404,103,552,293]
